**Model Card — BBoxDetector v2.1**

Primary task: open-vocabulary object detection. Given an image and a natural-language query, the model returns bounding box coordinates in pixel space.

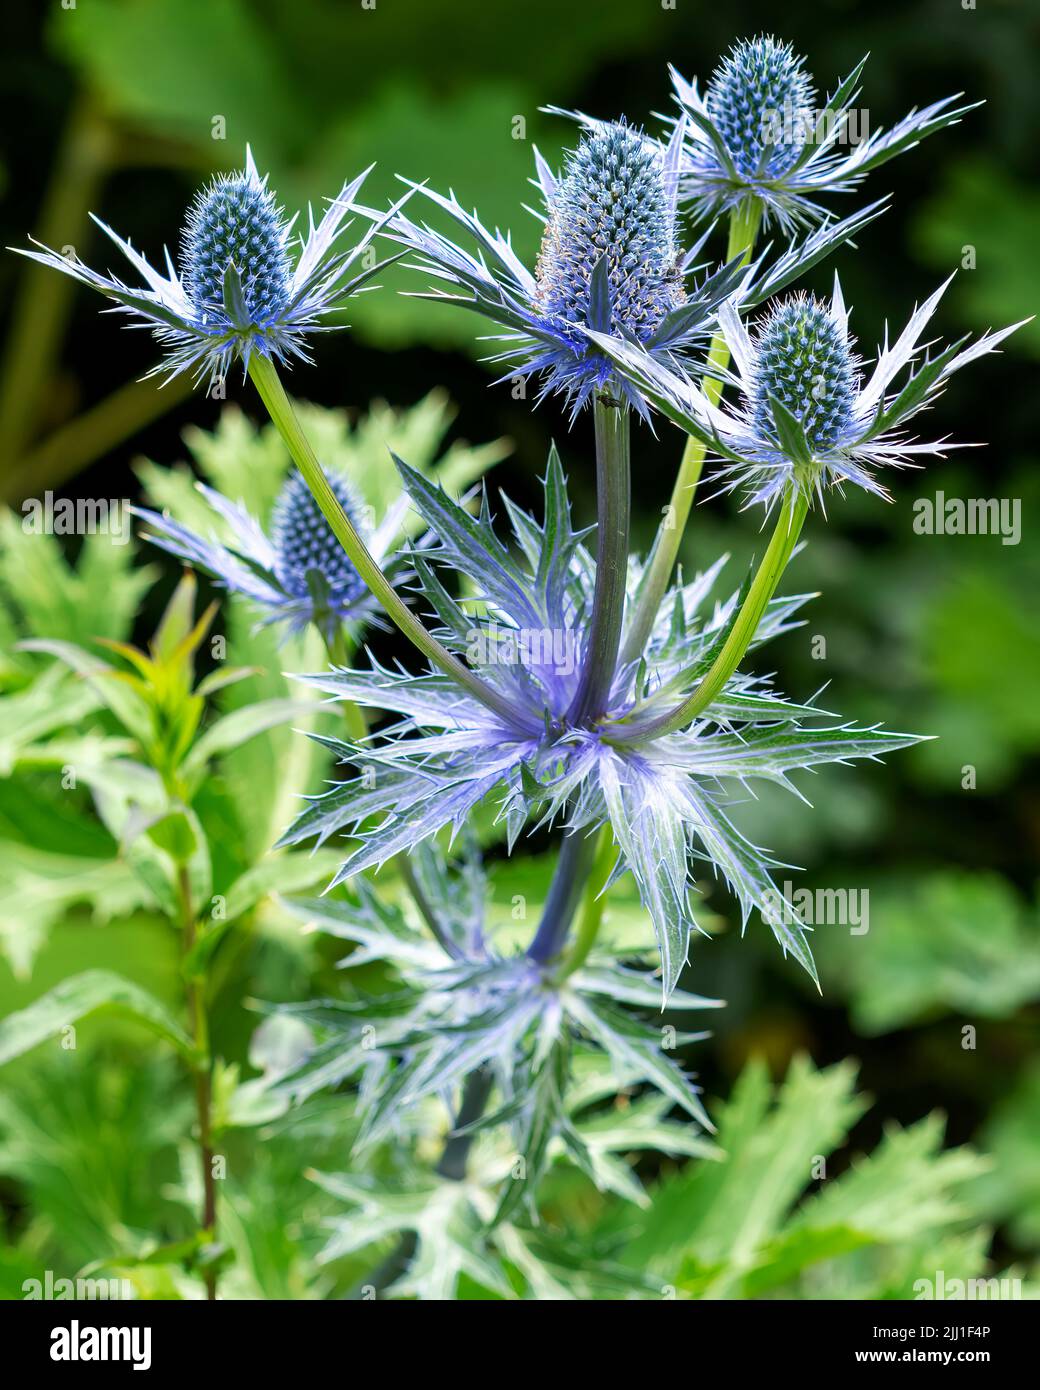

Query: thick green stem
[323,625,368,741]
[568,398,631,724]
[619,200,762,668]
[247,354,520,727]
[621,484,809,743]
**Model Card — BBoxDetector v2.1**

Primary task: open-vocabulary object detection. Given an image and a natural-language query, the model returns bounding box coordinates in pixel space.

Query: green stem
[0,93,115,471]
[619,199,762,669]
[568,397,631,724]
[247,354,521,727]
[621,484,809,743]
[323,625,368,741]
[552,826,615,983]
[177,864,217,1301]
[436,1067,494,1180]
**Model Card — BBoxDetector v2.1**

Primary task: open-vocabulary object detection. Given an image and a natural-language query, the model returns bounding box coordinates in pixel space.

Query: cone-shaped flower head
[587,274,1028,511]
[270,468,366,615]
[376,120,761,420]
[706,36,813,181]
[12,149,404,387]
[670,34,980,228]
[750,295,857,452]
[181,170,292,327]
[534,121,684,363]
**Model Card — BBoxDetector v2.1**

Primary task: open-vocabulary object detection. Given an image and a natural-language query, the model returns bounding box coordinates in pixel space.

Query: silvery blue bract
[590,275,1028,510]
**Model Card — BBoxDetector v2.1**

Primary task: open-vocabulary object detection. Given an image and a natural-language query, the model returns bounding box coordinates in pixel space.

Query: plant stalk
[247,354,521,727]
[567,397,631,725]
[323,625,368,741]
[552,826,615,982]
[621,483,809,743]
[526,827,602,966]
[177,864,218,1301]
[619,199,762,668]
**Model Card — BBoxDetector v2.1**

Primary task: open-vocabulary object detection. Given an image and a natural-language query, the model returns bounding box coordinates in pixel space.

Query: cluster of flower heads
[376,117,884,420]
[668,35,979,228]
[13,148,405,387]
[11,34,1024,1013]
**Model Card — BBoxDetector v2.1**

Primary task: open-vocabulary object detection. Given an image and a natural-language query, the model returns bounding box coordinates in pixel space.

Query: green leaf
[0,970,194,1065]
[19,639,153,744]
[0,843,152,978]
[182,698,315,780]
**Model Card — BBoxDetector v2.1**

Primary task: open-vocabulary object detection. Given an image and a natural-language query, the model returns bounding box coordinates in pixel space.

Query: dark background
[2,0,1038,1274]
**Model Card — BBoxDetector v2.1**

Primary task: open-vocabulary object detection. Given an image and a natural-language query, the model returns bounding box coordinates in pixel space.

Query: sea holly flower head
[371,120,756,421]
[705,35,814,184]
[669,35,980,229]
[12,148,404,387]
[589,275,1028,511]
[750,293,858,453]
[529,120,687,404]
[134,465,404,642]
[280,449,922,997]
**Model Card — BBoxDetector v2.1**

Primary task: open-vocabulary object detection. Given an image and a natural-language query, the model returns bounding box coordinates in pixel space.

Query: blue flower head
[270,469,367,618]
[588,275,1029,510]
[670,35,980,228]
[372,121,759,421]
[531,121,685,401]
[134,464,398,642]
[181,169,293,329]
[706,36,814,182]
[750,294,857,452]
[12,149,406,387]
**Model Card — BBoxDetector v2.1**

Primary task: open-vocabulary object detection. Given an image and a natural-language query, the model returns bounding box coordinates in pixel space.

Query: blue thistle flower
[270,470,367,617]
[530,121,686,402]
[181,170,293,327]
[670,35,980,228]
[749,295,857,451]
[133,465,402,641]
[370,121,759,420]
[706,36,814,183]
[12,149,406,387]
[588,275,1029,510]
[279,450,923,998]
